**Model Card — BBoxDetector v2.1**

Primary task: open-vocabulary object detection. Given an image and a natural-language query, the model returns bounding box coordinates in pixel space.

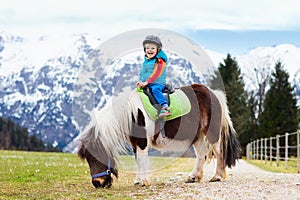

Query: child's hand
[136,81,148,88]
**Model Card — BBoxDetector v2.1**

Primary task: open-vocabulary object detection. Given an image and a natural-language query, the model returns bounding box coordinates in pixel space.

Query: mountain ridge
[0,32,299,150]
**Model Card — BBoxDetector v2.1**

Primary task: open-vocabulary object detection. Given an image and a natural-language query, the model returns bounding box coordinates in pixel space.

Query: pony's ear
[77,144,86,160]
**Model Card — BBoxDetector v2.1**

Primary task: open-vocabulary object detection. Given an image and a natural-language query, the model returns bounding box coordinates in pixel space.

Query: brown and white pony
[77,84,240,188]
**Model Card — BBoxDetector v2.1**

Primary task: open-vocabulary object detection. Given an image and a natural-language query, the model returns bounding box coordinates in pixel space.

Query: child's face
[144,43,158,59]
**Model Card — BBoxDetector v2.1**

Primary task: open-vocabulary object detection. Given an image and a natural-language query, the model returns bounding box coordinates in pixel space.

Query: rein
[91,159,111,179]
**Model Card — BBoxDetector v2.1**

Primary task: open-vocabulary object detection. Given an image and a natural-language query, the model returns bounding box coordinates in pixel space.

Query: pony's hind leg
[186,138,208,183]
[134,146,151,186]
[209,140,226,182]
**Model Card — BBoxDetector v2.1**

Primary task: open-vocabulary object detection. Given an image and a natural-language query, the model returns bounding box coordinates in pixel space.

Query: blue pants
[148,83,168,106]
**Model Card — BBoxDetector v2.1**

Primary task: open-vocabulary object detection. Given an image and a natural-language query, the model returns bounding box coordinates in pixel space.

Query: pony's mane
[79,90,134,157]
[127,89,148,123]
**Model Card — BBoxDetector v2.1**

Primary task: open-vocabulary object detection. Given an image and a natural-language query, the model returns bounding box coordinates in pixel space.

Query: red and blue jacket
[140,50,168,84]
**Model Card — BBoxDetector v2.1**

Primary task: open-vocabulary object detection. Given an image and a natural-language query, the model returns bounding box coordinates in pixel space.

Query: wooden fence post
[261,138,264,160]
[249,143,252,160]
[253,140,256,160]
[256,139,260,160]
[285,132,288,169]
[276,135,280,167]
[270,137,273,166]
[249,143,251,160]
[252,141,255,159]
[246,143,249,160]
[264,138,267,164]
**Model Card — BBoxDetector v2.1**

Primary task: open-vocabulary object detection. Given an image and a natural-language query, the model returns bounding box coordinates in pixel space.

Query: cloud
[1,0,300,39]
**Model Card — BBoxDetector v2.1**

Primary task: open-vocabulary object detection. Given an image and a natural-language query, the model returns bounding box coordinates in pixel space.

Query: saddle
[142,84,175,110]
[137,85,191,138]
[137,85,191,121]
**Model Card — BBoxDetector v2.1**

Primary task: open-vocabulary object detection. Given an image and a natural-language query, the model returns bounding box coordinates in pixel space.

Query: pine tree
[0,117,52,151]
[259,61,298,137]
[210,54,251,153]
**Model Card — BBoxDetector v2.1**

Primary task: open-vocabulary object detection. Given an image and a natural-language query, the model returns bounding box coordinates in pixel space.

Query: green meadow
[1,150,298,200]
[0,150,195,200]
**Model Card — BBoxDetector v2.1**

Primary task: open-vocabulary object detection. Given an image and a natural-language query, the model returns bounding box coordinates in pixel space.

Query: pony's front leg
[134,146,151,186]
[186,139,208,183]
[209,140,226,182]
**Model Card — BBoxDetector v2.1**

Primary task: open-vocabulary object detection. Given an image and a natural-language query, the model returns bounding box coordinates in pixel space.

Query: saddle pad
[137,88,191,121]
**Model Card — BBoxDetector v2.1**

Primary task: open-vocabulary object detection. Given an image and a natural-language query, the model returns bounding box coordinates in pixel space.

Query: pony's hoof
[144,181,151,187]
[134,180,151,187]
[209,177,221,182]
[185,177,196,183]
[143,179,151,187]
[134,181,144,186]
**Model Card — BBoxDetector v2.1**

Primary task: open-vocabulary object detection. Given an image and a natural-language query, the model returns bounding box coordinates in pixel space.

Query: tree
[0,117,56,151]
[247,91,260,140]
[259,61,298,138]
[243,57,272,118]
[210,54,251,153]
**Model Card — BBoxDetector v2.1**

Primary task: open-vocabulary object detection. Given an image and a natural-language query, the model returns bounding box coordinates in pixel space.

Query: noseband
[91,159,111,179]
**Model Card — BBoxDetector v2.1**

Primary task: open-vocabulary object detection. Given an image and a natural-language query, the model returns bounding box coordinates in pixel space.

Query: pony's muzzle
[92,177,112,188]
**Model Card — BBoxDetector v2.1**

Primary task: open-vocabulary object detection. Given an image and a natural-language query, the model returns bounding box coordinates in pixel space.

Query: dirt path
[141,159,300,200]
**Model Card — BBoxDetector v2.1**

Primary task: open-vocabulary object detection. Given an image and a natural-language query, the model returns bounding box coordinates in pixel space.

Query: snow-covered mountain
[0,32,103,148]
[0,32,299,150]
[0,32,207,149]
[206,44,300,93]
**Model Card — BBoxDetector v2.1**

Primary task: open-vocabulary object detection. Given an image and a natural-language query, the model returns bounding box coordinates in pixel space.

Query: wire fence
[246,130,300,173]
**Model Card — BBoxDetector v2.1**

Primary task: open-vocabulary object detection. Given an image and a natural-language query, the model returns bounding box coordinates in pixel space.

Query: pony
[77,84,240,188]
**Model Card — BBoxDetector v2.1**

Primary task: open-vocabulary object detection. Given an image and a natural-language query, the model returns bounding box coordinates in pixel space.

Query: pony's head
[77,127,118,188]
[76,91,135,188]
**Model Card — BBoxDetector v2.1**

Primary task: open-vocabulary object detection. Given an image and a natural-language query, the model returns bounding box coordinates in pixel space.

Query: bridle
[91,159,111,179]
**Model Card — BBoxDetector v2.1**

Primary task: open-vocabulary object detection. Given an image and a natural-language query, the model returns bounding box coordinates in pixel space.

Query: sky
[1,0,300,55]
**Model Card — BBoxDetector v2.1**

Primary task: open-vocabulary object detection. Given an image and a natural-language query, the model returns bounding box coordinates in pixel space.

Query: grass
[0,150,195,200]
[3,150,298,199]
[245,157,299,174]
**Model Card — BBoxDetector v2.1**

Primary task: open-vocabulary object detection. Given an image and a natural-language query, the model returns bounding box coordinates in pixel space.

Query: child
[136,35,171,118]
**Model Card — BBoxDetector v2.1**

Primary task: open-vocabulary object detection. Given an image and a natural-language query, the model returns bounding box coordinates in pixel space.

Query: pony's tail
[222,120,240,168]
[214,90,241,168]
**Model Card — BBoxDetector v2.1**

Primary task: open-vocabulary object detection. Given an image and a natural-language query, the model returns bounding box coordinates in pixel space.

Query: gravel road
[143,159,300,200]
